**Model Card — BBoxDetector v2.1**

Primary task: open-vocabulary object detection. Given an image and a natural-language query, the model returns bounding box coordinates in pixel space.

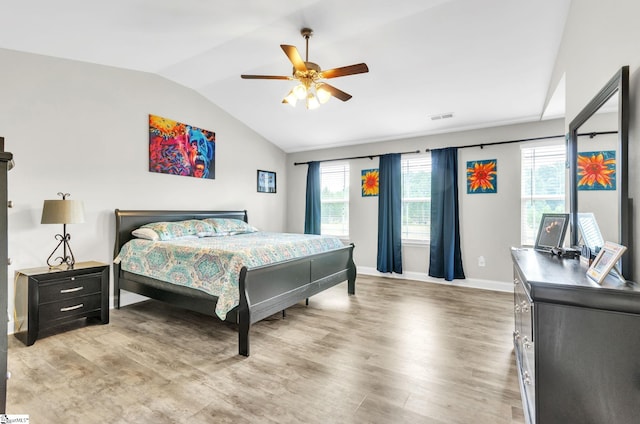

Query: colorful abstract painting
[361,168,379,196]
[149,114,215,179]
[466,159,497,194]
[577,150,616,190]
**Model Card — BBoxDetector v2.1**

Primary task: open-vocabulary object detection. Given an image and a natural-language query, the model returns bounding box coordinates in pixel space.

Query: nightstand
[14,261,109,346]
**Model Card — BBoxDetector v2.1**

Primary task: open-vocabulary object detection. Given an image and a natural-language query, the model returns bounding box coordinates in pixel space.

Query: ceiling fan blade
[281,45,307,72]
[321,83,352,102]
[319,63,369,79]
[241,75,292,80]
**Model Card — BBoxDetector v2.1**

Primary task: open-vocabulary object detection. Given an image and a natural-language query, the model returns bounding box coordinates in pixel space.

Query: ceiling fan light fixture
[283,90,298,107]
[316,83,331,104]
[293,83,307,100]
[306,92,320,110]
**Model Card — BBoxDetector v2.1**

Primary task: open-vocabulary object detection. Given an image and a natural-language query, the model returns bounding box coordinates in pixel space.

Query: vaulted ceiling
[0,0,571,152]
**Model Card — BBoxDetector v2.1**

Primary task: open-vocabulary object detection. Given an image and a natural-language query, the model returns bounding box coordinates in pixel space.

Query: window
[401,156,431,241]
[521,144,566,245]
[320,162,349,237]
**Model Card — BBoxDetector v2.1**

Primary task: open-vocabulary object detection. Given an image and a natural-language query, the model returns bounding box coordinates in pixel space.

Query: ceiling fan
[241,28,369,109]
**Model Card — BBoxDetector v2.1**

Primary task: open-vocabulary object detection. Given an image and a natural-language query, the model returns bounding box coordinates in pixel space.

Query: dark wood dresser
[0,138,13,412]
[14,261,109,346]
[511,248,640,424]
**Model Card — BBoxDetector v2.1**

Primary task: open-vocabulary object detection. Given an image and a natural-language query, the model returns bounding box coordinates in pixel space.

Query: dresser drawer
[514,273,534,342]
[520,351,536,424]
[38,273,102,304]
[39,293,103,327]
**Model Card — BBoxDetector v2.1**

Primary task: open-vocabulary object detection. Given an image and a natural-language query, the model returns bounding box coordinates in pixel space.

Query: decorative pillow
[180,219,216,237]
[131,227,160,241]
[203,218,258,235]
[139,219,214,241]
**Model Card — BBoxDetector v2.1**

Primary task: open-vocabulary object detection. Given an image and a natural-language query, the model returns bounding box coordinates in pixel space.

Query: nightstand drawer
[38,273,102,304]
[39,293,103,326]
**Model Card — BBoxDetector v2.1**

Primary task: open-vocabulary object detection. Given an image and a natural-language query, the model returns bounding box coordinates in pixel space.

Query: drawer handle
[60,304,84,312]
[60,286,84,294]
[523,371,532,385]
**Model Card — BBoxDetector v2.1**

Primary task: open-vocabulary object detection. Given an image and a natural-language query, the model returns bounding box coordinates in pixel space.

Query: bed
[112,209,356,356]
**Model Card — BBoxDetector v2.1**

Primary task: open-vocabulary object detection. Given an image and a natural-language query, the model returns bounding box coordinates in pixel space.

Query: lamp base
[46,233,76,268]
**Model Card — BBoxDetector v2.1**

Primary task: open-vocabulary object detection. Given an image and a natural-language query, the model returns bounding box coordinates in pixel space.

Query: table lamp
[41,192,85,268]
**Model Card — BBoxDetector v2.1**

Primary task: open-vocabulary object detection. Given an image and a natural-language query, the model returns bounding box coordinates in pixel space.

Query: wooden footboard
[113,209,356,357]
[237,243,356,356]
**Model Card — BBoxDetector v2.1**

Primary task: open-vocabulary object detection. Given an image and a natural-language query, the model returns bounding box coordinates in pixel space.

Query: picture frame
[257,170,276,193]
[466,159,498,194]
[577,212,604,254]
[534,213,569,252]
[148,114,216,179]
[586,241,627,284]
[361,168,379,197]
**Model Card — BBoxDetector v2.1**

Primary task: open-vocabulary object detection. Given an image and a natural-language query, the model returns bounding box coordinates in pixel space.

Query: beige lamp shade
[41,199,85,224]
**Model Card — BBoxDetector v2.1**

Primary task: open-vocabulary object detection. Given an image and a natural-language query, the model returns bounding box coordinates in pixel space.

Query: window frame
[520,143,567,246]
[319,161,350,238]
[400,155,432,243]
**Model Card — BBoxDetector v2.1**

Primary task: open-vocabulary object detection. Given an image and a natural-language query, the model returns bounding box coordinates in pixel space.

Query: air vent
[429,112,454,121]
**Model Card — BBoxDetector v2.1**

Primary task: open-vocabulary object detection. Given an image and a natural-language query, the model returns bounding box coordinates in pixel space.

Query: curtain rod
[292,130,618,165]
[293,150,421,166]
[424,130,617,152]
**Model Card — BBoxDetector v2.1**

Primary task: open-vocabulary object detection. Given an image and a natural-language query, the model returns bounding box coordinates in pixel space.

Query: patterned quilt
[114,232,345,319]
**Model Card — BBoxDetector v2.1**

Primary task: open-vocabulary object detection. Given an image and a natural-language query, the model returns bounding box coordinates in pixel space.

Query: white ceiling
[0,0,571,152]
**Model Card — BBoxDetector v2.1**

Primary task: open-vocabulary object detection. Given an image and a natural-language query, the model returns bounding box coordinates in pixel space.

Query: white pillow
[131,227,160,241]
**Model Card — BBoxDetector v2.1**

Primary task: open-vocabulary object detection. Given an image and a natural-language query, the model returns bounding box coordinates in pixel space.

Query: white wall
[551,0,640,280]
[0,48,288,329]
[287,118,565,287]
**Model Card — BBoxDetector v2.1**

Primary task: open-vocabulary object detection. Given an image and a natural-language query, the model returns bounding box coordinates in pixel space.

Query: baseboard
[357,266,513,292]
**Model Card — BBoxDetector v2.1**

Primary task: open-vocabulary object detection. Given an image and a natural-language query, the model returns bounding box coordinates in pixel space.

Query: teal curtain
[304,161,321,235]
[377,153,402,273]
[429,148,465,281]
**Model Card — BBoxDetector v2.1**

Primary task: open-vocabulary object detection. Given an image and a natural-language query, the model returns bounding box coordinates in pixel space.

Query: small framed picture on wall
[257,170,276,193]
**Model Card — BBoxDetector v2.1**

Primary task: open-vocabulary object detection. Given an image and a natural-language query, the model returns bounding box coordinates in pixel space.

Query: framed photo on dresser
[534,213,569,252]
[586,241,626,284]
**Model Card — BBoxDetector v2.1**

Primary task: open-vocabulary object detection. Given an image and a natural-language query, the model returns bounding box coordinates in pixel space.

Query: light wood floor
[6,275,524,423]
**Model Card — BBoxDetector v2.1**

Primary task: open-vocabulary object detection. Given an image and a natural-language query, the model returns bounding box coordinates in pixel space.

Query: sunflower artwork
[361,169,379,196]
[577,150,616,190]
[466,159,497,194]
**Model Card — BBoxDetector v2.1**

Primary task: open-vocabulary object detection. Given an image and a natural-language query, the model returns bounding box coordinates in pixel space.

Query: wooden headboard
[113,209,248,258]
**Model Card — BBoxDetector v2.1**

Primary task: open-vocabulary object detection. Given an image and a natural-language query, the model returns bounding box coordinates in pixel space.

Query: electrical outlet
[478,256,486,267]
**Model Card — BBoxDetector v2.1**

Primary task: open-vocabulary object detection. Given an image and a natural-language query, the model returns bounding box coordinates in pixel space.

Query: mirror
[568,66,632,280]
[575,96,618,249]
